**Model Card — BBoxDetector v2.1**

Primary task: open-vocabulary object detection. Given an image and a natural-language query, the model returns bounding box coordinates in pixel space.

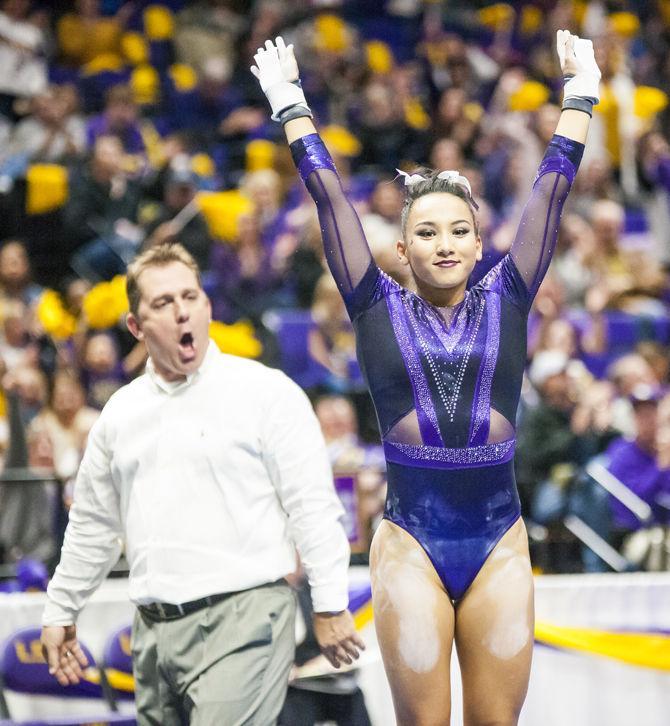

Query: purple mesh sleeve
[509,134,584,302]
[290,134,374,296]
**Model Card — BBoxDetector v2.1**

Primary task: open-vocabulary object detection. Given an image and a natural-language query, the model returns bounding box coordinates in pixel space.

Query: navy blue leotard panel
[291,132,584,600]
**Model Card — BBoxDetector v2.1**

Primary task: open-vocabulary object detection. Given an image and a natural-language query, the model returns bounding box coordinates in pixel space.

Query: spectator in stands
[574,385,670,571]
[210,210,282,323]
[0,299,37,373]
[240,168,284,245]
[79,331,139,410]
[569,155,621,217]
[0,361,48,461]
[315,394,383,473]
[0,239,42,305]
[637,129,670,267]
[432,85,480,154]
[30,368,98,484]
[0,86,86,188]
[174,0,247,76]
[142,160,214,271]
[0,378,56,564]
[308,273,359,394]
[533,316,583,361]
[605,386,670,533]
[517,351,613,522]
[141,130,195,203]
[86,84,146,157]
[283,213,328,308]
[315,393,385,553]
[56,0,133,68]
[607,352,660,438]
[588,199,666,313]
[637,341,670,387]
[429,137,464,175]
[4,362,46,425]
[358,177,408,283]
[0,0,48,121]
[64,134,143,281]
[170,54,263,153]
[355,80,427,174]
[551,213,598,307]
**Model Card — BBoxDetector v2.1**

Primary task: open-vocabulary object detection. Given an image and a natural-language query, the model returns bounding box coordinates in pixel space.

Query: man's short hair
[126,243,201,317]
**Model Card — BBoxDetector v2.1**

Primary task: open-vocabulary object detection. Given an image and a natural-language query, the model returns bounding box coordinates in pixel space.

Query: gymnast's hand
[557,29,601,104]
[313,609,366,669]
[250,36,310,121]
[41,624,90,686]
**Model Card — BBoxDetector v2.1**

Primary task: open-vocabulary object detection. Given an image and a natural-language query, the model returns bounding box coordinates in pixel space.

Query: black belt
[138,591,236,622]
[137,579,287,622]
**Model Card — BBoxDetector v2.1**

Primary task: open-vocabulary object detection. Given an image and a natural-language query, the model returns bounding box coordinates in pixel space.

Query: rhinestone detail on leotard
[385,438,515,466]
[406,293,485,423]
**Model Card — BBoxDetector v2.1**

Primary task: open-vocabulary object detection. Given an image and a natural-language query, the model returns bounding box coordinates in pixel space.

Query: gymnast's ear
[396,238,410,265]
[126,312,144,341]
[475,233,483,262]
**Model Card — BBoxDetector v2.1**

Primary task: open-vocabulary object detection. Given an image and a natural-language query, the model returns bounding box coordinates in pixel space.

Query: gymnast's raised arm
[251,38,374,299]
[508,30,601,302]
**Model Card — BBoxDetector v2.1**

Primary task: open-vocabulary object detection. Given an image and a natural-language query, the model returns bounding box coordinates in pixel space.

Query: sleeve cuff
[310,580,350,614]
[42,598,78,627]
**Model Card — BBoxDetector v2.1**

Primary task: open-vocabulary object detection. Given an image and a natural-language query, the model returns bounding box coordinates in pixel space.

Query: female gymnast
[252,30,600,726]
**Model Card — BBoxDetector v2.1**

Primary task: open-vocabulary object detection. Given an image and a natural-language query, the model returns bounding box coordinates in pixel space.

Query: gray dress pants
[131,581,296,726]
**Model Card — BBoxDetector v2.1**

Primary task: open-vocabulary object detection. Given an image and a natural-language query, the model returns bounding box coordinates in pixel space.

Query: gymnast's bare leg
[370,518,533,726]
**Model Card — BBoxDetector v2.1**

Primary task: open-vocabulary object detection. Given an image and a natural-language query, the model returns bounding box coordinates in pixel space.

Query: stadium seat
[102,626,135,706]
[262,309,330,388]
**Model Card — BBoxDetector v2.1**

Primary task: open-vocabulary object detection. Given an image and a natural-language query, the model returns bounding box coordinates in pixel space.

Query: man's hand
[41,625,89,686]
[313,610,366,669]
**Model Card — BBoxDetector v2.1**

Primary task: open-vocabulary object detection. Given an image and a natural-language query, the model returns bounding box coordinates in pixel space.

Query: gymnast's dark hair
[400,167,480,238]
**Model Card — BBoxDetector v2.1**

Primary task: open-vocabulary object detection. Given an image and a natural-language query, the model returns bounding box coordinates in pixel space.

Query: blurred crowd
[0,0,670,579]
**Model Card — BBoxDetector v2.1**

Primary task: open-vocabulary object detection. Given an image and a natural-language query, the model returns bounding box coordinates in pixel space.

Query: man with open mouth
[40,242,364,725]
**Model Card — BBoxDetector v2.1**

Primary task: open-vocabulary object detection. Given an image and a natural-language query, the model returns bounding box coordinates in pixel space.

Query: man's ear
[396,238,410,266]
[126,312,143,341]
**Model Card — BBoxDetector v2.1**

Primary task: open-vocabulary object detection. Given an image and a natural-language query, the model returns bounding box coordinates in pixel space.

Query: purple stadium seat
[262,310,330,388]
[102,627,135,704]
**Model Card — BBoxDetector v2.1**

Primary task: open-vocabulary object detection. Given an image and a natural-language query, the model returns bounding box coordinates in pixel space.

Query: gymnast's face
[127,261,211,381]
[397,192,482,306]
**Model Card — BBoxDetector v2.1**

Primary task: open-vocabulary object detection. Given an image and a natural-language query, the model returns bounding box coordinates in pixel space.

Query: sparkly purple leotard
[291,133,583,600]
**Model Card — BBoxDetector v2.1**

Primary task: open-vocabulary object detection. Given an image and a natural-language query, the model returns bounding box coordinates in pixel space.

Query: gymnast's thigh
[454,517,534,726]
[369,519,455,726]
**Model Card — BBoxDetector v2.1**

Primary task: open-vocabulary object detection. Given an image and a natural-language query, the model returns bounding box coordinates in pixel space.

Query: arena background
[0,1,669,724]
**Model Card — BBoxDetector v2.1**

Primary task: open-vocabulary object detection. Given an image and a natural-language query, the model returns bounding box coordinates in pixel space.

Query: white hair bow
[395,169,428,186]
[395,169,478,208]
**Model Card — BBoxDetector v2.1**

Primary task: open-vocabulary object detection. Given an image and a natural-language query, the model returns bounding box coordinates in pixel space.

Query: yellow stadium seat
[144,5,175,41]
[245,139,276,172]
[26,165,68,215]
[508,81,550,112]
[121,31,149,66]
[197,191,255,242]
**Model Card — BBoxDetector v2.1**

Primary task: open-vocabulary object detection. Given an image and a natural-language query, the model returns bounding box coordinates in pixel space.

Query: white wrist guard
[266,80,310,121]
[564,73,600,105]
